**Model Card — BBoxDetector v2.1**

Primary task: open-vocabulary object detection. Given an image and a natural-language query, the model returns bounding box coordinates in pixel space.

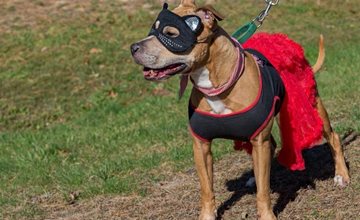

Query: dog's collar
[179,38,245,98]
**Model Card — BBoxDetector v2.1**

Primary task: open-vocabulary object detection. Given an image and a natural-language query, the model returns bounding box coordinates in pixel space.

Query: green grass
[0,0,359,218]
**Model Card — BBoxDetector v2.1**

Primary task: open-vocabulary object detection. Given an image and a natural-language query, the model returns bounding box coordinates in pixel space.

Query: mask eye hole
[163,26,180,38]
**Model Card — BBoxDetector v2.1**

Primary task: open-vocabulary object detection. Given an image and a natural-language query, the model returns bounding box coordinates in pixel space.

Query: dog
[130,1,350,219]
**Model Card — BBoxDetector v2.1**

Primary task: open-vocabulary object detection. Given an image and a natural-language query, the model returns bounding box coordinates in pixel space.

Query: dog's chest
[188,51,285,142]
[191,67,232,114]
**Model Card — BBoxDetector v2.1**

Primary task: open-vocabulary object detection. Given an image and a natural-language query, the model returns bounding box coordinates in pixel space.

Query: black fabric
[188,49,285,141]
[149,3,203,53]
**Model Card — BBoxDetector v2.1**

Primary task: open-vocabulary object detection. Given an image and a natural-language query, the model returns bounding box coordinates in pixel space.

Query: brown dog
[130,1,350,219]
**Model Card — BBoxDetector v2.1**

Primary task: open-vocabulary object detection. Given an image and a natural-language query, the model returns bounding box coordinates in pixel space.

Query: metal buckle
[265,0,279,6]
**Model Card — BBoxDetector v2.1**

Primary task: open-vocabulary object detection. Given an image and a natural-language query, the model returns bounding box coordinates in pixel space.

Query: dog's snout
[130,43,141,55]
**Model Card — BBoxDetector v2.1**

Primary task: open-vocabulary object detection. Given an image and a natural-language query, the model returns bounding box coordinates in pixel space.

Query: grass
[0,0,359,218]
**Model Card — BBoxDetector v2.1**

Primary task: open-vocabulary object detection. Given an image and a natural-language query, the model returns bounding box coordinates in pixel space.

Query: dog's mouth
[143,63,187,81]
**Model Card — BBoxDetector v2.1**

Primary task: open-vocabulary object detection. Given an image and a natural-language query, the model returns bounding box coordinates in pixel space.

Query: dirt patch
[2,1,358,219]
[0,0,89,33]
[0,0,220,33]
[0,0,165,33]
[35,138,360,219]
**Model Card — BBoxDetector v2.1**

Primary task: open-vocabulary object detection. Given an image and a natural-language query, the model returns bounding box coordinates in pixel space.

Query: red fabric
[237,33,323,171]
[234,140,253,154]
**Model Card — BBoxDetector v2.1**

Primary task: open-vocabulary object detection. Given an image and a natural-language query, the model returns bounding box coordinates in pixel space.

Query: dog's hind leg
[250,118,277,220]
[192,137,216,220]
[316,97,350,187]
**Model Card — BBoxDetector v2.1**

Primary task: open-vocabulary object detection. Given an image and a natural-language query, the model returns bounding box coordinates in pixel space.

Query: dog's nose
[130,43,140,55]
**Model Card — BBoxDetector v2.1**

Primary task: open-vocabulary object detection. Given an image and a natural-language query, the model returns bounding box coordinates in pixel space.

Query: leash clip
[232,0,279,43]
[265,0,279,6]
[255,0,279,27]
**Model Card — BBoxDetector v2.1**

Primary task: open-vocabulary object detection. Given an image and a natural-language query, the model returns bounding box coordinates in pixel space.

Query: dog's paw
[333,175,349,187]
[199,213,216,220]
[199,208,217,220]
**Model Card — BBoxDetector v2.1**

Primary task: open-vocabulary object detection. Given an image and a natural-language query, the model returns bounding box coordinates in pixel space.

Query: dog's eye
[164,31,178,37]
[163,26,179,38]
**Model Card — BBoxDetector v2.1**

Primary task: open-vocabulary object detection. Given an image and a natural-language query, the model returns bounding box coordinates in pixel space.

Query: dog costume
[189,33,324,171]
[189,46,285,143]
[149,4,324,171]
[244,33,323,171]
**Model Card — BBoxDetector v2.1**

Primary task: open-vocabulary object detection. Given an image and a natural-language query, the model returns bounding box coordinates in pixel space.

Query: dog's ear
[198,5,224,21]
[181,0,196,7]
[196,5,224,30]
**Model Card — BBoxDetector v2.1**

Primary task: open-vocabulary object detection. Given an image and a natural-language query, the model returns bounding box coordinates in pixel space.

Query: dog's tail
[312,34,325,73]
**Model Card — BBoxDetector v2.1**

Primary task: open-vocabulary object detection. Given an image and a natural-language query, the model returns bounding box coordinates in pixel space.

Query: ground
[37,137,360,219]
[0,0,359,219]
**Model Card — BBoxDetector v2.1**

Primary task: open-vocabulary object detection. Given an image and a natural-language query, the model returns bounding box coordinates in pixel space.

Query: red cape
[238,33,323,171]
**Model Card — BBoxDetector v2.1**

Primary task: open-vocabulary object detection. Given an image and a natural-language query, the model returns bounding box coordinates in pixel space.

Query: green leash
[232,0,279,43]
[232,21,258,44]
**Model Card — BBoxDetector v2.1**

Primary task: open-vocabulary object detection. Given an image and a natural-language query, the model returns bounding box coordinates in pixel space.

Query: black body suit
[188,49,285,142]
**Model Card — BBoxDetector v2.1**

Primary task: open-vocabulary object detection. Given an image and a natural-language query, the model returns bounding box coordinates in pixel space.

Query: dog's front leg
[192,136,215,220]
[251,119,276,220]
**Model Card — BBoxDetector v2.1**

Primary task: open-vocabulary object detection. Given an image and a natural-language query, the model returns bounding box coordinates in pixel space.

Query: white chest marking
[207,97,233,114]
[191,67,213,89]
[191,67,232,114]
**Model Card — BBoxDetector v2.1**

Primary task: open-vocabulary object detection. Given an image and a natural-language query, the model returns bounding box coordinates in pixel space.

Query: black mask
[148,3,203,53]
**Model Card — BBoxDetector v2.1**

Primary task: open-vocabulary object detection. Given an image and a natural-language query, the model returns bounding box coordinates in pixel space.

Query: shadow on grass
[216,143,345,219]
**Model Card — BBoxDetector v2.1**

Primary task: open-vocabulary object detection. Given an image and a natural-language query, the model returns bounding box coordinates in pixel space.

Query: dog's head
[130,0,224,81]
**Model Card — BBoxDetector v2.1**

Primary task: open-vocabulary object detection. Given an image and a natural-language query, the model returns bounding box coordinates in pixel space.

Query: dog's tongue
[143,64,182,80]
[179,74,189,99]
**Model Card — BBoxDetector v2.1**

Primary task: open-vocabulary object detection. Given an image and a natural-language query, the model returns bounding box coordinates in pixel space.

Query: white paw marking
[334,175,347,187]
[200,213,216,220]
[245,177,256,188]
